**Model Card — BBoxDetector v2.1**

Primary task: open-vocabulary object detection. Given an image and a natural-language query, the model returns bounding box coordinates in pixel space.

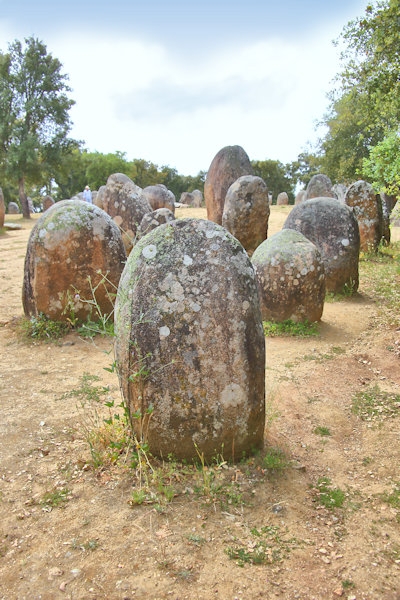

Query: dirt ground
[0,206,400,600]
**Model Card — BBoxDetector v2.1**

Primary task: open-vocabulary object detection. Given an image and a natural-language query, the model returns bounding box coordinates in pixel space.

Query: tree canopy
[320,0,400,184]
[0,37,76,217]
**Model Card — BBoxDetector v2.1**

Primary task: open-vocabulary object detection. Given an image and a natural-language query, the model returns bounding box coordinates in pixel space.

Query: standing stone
[142,184,175,214]
[95,185,106,209]
[204,145,253,225]
[295,190,306,205]
[115,218,265,461]
[42,195,54,212]
[8,202,19,214]
[0,188,5,228]
[380,193,396,245]
[102,173,152,254]
[22,200,126,323]
[305,174,335,200]
[191,189,203,207]
[276,192,289,205]
[345,180,382,252]
[252,229,325,323]
[332,183,347,202]
[283,197,360,294]
[390,200,400,226]
[222,175,270,256]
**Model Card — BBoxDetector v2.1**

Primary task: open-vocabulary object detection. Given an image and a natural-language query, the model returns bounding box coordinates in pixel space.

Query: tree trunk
[19,177,30,219]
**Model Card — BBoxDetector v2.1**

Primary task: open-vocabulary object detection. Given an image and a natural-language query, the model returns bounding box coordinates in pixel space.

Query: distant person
[83,185,93,203]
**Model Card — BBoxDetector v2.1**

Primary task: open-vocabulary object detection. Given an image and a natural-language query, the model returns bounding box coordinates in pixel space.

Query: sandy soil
[0,207,399,600]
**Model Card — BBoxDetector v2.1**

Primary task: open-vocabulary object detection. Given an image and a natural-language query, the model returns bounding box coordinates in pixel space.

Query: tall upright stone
[115,218,265,461]
[345,180,382,252]
[276,192,289,205]
[204,145,253,225]
[102,173,152,254]
[222,175,269,256]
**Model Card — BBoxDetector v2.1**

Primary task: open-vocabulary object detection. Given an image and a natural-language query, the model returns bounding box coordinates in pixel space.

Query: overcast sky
[0,0,367,175]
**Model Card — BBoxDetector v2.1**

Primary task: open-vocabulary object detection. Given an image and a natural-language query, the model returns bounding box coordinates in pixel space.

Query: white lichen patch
[159,325,170,339]
[341,238,350,247]
[183,255,193,266]
[220,382,246,408]
[142,244,157,259]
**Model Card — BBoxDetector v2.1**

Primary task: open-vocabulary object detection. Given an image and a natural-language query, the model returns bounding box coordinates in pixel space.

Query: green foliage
[226,525,301,567]
[319,0,400,183]
[261,447,291,473]
[313,426,331,437]
[362,130,400,196]
[381,482,400,510]
[251,159,295,202]
[0,37,76,216]
[314,477,345,509]
[263,319,319,338]
[351,385,400,422]
[19,312,70,340]
[40,487,71,509]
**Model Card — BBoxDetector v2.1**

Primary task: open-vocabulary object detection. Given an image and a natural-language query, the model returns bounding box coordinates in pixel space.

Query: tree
[320,0,400,183]
[362,130,400,196]
[0,37,75,217]
[251,159,295,202]
[288,151,323,190]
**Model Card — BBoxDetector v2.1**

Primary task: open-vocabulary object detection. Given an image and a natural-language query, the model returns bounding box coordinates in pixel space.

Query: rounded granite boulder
[283,197,360,294]
[252,229,325,323]
[22,199,127,323]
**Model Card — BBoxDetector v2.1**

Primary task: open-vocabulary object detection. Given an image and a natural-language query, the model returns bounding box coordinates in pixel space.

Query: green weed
[263,319,319,338]
[40,487,71,509]
[314,477,345,509]
[381,482,400,511]
[351,385,400,422]
[226,525,301,567]
[19,313,69,340]
[261,447,291,473]
[313,426,331,437]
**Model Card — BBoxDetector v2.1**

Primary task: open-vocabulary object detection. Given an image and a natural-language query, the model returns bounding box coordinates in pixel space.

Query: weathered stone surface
[115,218,265,461]
[222,175,269,256]
[42,195,54,212]
[345,180,382,252]
[380,193,396,244]
[22,199,126,323]
[8,202,19,214]
[276,192,289,205]
[180,190,203,208]
[137,208,176,239]
[252,229,325,323]
[295,190,306,205]
[332,183,347,202]
[0,187,5,228]
[204,145,254,225]
[102,173,152,254]
[283,197,360,294]
[391,199,400,227]
[142,184,175,213]
[95,185,106,209]
[191,189,203,207]
[305,174,335,200]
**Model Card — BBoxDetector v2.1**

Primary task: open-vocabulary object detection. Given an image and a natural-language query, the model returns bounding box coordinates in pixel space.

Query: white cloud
[1,22,342,175]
